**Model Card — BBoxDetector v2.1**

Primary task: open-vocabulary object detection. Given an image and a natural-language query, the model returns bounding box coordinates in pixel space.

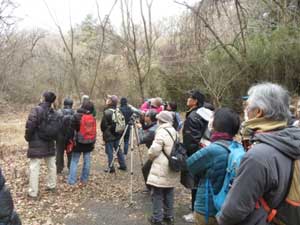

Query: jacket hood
[254,127,300,160]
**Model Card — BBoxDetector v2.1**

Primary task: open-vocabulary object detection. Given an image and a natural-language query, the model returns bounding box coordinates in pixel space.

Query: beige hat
[156,111,173,123]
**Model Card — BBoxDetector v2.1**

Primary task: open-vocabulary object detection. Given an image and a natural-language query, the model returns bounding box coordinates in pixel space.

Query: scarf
[241,117,288,140]
[210,132,233,143]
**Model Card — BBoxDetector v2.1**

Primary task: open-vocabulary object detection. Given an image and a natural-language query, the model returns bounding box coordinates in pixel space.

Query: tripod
[109,115,144,204]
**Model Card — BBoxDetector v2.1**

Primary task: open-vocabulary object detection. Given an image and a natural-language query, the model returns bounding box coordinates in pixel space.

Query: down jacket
[147,123,180,188]
[25,102,56,158]
[187,141,228,216]
[0,168,22,225]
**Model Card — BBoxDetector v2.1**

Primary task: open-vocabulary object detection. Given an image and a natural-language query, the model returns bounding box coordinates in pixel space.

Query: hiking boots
[118,166,127,171]
[163,217,174,225]
[104,167,115,173]
[148,217,163,225]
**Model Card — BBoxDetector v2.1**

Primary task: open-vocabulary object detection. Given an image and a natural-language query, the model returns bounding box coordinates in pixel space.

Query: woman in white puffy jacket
[147,111,180,225]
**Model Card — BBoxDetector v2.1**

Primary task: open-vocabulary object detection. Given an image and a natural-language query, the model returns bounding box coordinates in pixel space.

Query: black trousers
[56,138,72,173]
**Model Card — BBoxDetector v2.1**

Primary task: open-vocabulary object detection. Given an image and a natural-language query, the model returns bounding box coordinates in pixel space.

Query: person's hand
[136,122,142,129]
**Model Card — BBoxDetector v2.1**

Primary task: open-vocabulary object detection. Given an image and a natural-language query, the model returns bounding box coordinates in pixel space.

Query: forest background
[0,0,300,112]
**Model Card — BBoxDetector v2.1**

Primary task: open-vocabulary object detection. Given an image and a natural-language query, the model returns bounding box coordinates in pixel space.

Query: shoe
[79,181,87,188]
[104,167,115,173]
[27,194,38,201]
[163,217,174,225]
[45,187,56,193]
[148,217,162,225]
[118,166,127,171]
[183,212,195,223]
[142,188,150,194]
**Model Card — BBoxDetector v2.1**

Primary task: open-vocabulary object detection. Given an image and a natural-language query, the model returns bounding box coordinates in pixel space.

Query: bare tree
[43,0,81,99]
[118,0,158,101]
[89,0,118,98]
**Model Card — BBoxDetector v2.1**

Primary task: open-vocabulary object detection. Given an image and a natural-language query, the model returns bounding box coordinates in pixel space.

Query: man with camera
[101,95,127,173]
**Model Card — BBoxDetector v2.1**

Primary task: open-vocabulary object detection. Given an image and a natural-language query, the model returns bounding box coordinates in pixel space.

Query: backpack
[109,108,126,134]
[37,107,61,141]
[205,141,245,221]
[76,114,96,144]
[162,128,187,172]
[259,159,300,225]
[60,109,74,140]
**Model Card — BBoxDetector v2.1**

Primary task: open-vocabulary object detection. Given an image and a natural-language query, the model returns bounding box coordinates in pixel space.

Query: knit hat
[64,98,73,107]
[107,95,118,106]
[120,97,127,106]
[156,111,173,123]
[188,90,205,107]
[43,91,56,103]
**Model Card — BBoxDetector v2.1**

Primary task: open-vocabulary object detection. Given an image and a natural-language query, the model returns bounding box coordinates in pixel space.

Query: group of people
[1,82,300,225]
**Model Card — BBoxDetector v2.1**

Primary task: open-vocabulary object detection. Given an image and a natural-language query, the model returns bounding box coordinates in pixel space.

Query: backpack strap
[161,128,177,159]
[163,127,177,142]
[214,140,231,152]
[258,159,295,224]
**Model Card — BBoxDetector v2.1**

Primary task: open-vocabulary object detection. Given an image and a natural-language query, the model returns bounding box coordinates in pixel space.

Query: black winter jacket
[120,104,133,139]
[25,102,56,158]
[0,169,21,225]
[72,108,95,153]
[182,107,208,156]
[57,107,75,142]
[100,106,121,142]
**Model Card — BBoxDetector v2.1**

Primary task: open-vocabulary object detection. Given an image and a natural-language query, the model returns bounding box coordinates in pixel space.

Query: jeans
[28,156,56,197]
[150,186,174,222]
[68,152,91,185]
[105,140,126,168]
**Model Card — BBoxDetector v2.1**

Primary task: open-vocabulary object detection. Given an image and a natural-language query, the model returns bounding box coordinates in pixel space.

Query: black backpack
[60,109,74,140]
[37,107,61,141]
[162,128,187,172]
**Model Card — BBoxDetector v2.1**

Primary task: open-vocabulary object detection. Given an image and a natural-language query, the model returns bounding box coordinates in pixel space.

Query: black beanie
[43,91,56,103]
[120,97,127,106]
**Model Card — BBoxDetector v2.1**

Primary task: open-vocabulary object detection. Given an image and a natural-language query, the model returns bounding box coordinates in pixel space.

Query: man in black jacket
[182,90,208,223]
[119,97,133,156]
[56,98,75,174]
[25,91,57,199]
[101,95,127,173]
[0,168,22,225]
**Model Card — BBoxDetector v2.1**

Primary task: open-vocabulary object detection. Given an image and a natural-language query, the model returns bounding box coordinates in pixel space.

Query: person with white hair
[217,83,300,225]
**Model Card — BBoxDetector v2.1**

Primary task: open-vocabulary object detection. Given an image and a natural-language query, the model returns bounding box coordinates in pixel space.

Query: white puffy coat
[147,122,180,188]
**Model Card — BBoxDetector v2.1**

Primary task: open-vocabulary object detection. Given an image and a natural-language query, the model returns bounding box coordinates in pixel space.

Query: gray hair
[247,82,290,121]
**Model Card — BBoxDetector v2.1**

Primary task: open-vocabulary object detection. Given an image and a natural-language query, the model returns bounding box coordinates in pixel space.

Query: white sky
[15,0,198,31]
